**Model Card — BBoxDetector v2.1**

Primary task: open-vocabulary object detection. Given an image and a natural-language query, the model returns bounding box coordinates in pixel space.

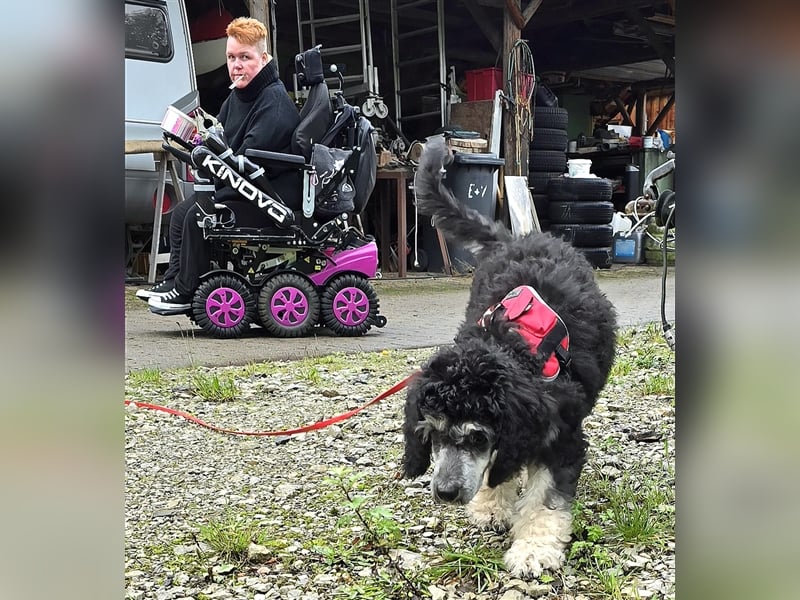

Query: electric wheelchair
[156,46,386,339]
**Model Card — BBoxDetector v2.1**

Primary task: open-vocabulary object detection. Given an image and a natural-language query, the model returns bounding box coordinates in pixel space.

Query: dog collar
[479,285,571,380]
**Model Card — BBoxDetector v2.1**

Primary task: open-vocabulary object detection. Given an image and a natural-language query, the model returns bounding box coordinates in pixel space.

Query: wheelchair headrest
[295,46,325,86]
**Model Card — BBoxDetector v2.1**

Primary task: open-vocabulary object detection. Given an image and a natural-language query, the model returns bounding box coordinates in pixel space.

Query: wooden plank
[645,92,675,136]
[125,140,165,154]
[449,100,495,140]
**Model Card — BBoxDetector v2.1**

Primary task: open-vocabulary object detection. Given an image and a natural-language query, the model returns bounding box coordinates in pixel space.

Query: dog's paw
[467,502,513,532]
[503,539,565,579]
[468,507,510,532]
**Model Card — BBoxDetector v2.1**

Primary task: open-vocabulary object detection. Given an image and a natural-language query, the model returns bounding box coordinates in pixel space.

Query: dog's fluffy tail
[414,136,513,253]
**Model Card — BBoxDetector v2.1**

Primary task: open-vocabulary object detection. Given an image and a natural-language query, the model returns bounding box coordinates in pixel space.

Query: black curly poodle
[403,137,617,578]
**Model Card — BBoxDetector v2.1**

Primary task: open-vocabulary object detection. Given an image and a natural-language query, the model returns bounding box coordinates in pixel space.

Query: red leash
[124,371,417,437]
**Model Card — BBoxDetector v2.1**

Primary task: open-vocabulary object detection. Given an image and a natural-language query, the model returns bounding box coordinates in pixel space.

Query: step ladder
[390,0,447,133]
[294,0,379,104]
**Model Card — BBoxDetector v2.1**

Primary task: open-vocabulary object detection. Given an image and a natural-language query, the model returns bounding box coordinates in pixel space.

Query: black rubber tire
[533,106,569,130]
[257,273,320,338]
[529,150,567,173]
[547,200,614,225]
[546,176,613,201]
[192,274,256,339]
[528,171,564,193]
[578,246,614,269]
[531,193,549,224]
[320,274,380,337]
[549,224,614,247]
[530,128,568,151]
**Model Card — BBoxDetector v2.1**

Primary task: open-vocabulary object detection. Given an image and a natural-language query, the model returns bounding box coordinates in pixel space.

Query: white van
[125,0,196,225]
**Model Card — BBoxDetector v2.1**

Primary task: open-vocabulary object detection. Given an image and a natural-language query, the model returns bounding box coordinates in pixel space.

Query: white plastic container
[567,158,592,177]
[160,105,197,143]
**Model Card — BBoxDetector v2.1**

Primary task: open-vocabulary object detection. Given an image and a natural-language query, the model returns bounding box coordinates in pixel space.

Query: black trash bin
[419,152,506,273]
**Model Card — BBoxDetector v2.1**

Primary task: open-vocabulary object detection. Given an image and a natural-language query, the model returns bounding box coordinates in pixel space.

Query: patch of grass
[191,371,238,401]
[238,361,280,378]
[607,485,672,545]
[640,372,674,396]
[321,467,425,598]
[587,473,672,545]
[197,510,268,562]
[593,557,626,600]
[301,366,323,385]
[334,573,409,600]
[609,355,634,380]
[426,543,505,593]
[127,367,163,385]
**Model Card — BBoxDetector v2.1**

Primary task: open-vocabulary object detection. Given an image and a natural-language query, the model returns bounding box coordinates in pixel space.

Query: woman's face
[226,37,267,89]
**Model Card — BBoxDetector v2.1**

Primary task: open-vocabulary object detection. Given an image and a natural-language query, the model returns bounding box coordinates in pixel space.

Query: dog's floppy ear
[402,383,431,478]
[486,383,562,488]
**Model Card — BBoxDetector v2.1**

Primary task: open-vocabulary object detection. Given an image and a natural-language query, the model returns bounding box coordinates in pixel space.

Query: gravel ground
[125,323,675,600]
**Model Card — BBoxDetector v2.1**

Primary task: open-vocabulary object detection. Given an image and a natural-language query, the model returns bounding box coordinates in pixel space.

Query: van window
[125,1,174,62]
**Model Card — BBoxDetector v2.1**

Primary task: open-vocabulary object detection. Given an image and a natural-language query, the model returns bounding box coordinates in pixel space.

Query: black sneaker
[148,287,192,313]
[135,279,175,301]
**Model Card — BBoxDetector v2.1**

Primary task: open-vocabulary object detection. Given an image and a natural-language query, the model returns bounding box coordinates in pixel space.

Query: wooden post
[501,1,541,178]
[502,8,526,177]
[248,1,272,51]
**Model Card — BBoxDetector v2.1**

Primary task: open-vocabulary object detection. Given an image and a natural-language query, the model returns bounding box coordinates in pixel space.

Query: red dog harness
[479,285,571,380]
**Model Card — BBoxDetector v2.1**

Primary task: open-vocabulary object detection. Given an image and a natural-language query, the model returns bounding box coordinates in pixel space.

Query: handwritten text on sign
[467,183,488,198]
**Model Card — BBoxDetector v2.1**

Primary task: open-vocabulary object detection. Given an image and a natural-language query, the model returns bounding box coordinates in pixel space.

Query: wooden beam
[504,0,543,30]
[505,0,526,30]
[645,91,675,135]
[625,7,675,74]
[463,0,502,52]
[613,96,634,126]
[521,0,544,23]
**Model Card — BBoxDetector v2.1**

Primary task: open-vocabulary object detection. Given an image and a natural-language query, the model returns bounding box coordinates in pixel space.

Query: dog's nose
[433,482,460,503]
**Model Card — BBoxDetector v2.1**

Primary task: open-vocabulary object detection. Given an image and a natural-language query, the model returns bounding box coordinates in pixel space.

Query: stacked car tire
[529,106,570,229]
[545,176,615,268]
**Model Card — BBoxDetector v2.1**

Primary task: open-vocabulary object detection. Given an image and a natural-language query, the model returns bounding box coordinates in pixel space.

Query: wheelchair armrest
[245,149,307,168]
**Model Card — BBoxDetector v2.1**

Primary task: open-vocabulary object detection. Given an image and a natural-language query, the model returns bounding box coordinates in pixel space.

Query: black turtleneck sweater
[215,59,301,205]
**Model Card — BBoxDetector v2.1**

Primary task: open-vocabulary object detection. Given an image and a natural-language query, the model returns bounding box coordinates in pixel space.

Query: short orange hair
[226,17,268,54]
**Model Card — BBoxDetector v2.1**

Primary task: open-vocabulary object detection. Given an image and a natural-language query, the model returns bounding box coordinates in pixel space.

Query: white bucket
[643,135,655,149]
[567,158,592,178]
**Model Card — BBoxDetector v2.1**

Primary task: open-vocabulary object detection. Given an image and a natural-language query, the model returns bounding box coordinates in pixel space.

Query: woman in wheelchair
[138,17,301,312]
[139,21,385,339]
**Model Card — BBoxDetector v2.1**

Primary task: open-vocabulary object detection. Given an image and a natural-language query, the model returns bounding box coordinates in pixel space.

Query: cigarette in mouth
[229,75,244,89]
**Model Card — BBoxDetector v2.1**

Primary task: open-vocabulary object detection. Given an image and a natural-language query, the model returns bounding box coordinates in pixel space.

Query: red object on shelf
[466,68,503,101]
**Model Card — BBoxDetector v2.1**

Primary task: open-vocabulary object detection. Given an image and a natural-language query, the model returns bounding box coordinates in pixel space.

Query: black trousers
[164,195,273,295]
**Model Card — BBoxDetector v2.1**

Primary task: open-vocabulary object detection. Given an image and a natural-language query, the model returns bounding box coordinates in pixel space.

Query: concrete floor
[125,265,674,372]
